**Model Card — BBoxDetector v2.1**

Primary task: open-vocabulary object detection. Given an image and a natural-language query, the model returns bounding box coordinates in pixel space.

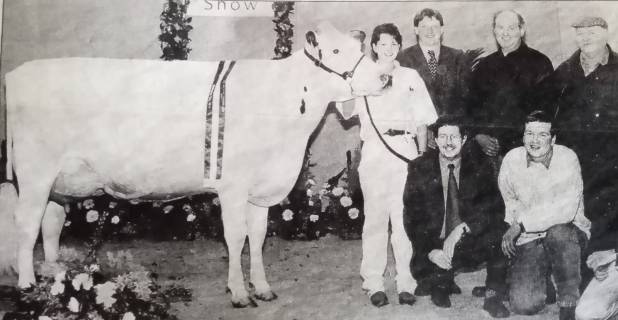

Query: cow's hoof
[231,296,258,308]
[254,291,278,302]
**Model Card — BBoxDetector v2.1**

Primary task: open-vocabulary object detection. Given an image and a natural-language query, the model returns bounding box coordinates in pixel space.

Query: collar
[526,147,553,169]
[419,44,441,61]
[567,45,618,70]
[500,42,527,57]
[580,45,610,73]
[439,154,461,171]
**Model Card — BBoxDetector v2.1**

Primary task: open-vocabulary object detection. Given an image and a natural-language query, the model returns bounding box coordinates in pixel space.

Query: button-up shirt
[498,145,591,245]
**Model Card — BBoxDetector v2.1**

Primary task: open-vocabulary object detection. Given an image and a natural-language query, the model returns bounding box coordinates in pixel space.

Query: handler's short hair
[429,114,469,137]
[524,110,559,137]
[413,8,444,27]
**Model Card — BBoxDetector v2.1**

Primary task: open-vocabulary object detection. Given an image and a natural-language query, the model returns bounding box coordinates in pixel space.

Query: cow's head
[304,22,388,99]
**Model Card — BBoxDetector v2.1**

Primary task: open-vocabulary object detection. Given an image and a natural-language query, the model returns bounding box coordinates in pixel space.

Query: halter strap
[304,49,365,80]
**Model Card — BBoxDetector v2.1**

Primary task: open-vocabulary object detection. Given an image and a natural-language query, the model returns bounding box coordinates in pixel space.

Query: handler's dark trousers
[411,222,508,296]
[509,223,588,314]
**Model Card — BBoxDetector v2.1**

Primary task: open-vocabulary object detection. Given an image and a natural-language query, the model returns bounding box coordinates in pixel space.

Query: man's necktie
[445,164,463,236]
[428,50,438,80]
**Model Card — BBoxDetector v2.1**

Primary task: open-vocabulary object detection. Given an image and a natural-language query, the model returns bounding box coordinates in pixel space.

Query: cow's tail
[0,74,19,274]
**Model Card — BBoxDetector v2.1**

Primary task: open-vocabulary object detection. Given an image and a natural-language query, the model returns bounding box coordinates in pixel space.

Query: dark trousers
[509,223,587,315]
[411,222,508,296]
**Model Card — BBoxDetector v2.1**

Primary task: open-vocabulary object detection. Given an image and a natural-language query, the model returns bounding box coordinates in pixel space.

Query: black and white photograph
[0,1,617,319]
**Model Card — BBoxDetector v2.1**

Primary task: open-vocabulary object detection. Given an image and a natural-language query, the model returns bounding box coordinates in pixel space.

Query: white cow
[0,22,385,307]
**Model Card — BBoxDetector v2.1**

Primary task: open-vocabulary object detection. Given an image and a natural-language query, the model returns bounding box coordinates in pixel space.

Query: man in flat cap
[540,15,618,306]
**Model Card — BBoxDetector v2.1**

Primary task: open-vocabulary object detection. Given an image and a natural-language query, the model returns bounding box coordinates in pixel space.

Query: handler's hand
[443,224,466,262]
[586,249,617,270]
[429,249,452,270]
[593,261,615,282]
[502,223,521,258]
[475,134,500,157]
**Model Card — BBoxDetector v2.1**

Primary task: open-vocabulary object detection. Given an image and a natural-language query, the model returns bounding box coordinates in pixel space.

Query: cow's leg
[220,188,256,308]
[41,201,66,262]
[15,179,55,288]
[247,203,276,301]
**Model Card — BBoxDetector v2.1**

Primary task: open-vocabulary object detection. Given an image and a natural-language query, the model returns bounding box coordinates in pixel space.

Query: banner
[187,0,273,17]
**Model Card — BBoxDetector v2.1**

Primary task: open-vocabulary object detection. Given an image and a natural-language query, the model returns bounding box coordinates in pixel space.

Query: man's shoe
[483,296,510,318]
[559,307,576,320]
[430,287,451,308]
[414,282,432,296]
[369,291,389,308]
[398,292,416,306]
[472,286,486,298]
[449,282,462,295]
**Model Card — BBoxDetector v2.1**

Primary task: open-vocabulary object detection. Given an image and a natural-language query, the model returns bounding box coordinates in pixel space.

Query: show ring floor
[0,235,560,320]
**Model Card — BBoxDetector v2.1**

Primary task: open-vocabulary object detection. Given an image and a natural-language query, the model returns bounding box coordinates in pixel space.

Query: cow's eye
[333,49,339,54]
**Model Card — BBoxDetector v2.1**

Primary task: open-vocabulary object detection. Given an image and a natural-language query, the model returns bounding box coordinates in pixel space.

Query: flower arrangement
[272,1,294,59]
[268,150,365,240]
[4,247,191,320]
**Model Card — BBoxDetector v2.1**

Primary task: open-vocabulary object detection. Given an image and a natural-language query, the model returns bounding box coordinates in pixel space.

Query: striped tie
[428,50,438,80]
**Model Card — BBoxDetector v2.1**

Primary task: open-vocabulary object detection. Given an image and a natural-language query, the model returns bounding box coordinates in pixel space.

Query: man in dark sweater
[539,18,618,288]
[467,10,553,170]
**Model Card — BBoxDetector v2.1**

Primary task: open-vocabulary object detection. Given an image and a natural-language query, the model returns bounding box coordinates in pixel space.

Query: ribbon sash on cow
[205,61,236,180]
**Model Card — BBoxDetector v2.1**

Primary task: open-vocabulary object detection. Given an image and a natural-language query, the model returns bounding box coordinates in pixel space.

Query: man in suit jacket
[397,8,468,118]
[403,115,509,318]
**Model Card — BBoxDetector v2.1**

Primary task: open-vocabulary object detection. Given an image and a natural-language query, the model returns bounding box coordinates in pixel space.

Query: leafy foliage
[159,0,193,61]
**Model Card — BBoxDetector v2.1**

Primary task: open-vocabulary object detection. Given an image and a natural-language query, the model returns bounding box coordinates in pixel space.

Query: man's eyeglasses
[436,134,462,142]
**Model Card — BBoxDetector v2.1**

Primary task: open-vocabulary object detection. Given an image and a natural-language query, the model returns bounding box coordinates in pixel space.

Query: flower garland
[272,1,295,59]
[159,0,193,60]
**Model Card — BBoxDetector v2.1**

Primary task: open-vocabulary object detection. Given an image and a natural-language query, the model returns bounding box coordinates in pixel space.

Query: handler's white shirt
[498,145,591,245]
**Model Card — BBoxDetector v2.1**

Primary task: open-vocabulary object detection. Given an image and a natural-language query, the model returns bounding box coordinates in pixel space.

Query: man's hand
[593,261,615,282]
[587,250,617,282]
[428,249,452,270]
[502,223,522,258]
[443,223,466,262]
[475,134,500,156]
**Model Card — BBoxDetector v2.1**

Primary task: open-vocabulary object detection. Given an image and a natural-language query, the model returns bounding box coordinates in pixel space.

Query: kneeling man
[403,115,509,318]
[499,110,591,320]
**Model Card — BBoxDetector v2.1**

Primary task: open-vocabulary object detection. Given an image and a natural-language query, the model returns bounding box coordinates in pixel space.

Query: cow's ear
[305,31,318,48]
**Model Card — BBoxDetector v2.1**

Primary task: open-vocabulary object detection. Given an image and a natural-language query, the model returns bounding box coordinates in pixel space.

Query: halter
[303,48,365,80]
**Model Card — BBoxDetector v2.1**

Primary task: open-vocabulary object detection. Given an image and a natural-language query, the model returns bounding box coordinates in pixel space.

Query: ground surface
[0,235,560,320]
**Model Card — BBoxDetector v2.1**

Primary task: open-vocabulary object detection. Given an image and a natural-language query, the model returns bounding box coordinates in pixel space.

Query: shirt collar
[419,44,440,62]
[501,42,527,58]
[439,154,461,171]
[526,147,553,169]
[580,45,610,73]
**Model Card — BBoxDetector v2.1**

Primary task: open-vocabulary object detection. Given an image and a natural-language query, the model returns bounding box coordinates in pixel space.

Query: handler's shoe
[398,292,416,306]
[483,296,510,318]
[370,291,389,307]
[430,286,451,308]
[559,307,575,320]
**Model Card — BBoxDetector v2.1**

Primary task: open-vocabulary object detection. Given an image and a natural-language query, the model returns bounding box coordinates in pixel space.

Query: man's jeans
[509,223,587,314]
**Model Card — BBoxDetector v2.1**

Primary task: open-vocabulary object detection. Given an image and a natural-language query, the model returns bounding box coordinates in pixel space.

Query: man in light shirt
[499,110,591,320]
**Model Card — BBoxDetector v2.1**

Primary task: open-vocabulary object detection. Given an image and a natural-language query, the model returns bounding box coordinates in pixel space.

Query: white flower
[64,204,71,213]
[85,210,99,223]
[54,271,66,282]
[322,183,330,189]
[332,187,344,197]
[182,204,192,212]
[88,264,100,272]
[308,200,314,206]
[309,214,319,222]
[111,216,120,224]
[152,201,162,208]
[282,209,294,221]
[307,179,316,186]
[39,316,52,320]
[163,205,174,214]
[319,189,328,197]
[186,213,196,222]
[95,281,117,309]
[306,189,314,197]
[122,312,136,320]
[68,297,80,312]
[72,273,93,291]
[64,220,72,227]
[83,199,95,210]
[212,197,220,206]
[348,208,360,219]
[50,281,65,295]
[129,199,140,205]
[109,201,118,209]
[340,196,353,208]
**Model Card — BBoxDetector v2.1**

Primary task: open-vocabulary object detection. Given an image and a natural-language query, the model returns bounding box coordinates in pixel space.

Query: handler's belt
[383,129,411,136]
